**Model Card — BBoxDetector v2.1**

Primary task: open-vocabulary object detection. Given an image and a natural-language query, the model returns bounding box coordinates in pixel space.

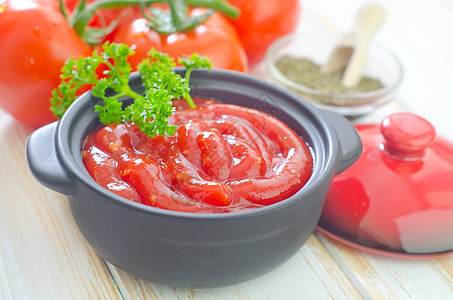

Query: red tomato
[0,0,91,128]
[226,0,301,66]
[112,8,248,72]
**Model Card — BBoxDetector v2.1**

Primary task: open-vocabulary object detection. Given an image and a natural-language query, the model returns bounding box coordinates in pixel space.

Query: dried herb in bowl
[275,55,384,106]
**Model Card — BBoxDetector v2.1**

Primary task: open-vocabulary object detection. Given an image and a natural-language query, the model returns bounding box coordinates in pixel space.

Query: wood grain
[0,113,120,300]
[316,232,453,299]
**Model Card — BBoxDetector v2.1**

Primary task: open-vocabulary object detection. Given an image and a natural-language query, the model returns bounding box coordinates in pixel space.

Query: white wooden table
[1,0,453,299]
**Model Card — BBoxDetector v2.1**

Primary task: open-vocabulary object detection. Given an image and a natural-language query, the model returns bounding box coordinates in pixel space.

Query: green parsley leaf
[50,42,212,138]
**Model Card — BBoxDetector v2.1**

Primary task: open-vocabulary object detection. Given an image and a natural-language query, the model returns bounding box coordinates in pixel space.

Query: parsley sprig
[50,42,211,137]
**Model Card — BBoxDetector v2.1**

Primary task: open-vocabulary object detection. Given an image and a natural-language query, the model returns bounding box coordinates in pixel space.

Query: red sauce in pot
[82,99,313,213]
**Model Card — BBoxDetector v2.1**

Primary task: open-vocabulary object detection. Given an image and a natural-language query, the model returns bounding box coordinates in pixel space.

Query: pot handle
[26,122,73,195]
[322,110,362,174]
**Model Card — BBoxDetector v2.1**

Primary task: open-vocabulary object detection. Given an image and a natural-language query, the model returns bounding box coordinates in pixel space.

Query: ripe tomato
[0,0,91,128]
[226,0,301,66]
[112,8,248,72]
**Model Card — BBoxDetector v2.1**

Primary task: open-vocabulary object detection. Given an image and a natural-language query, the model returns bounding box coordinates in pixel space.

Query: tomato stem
[63,0,239,45]
[86,0,239,18]
[144,0,215,34]
[187,0,239,18]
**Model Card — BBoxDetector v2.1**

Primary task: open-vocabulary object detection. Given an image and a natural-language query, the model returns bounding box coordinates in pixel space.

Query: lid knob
[380,112,436,156]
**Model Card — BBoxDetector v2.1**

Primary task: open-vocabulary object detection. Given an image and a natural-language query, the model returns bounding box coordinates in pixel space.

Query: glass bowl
[266,31,404,117]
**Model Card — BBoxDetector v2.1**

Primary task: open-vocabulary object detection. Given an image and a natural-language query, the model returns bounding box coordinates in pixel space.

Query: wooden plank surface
[0,113,121,300]
[316,233,453,300]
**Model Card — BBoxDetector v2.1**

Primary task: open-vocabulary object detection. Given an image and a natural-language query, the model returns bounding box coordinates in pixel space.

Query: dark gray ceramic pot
[26,69,361,288]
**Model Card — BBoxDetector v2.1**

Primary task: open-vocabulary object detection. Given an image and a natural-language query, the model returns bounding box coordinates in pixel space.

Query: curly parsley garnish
[50,42,211,137]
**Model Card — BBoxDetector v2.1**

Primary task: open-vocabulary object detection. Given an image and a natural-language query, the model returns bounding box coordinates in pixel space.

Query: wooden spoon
[320,3,387,88]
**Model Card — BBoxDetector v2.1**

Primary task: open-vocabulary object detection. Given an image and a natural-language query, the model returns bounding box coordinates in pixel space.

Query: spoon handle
[352,3,387,43]
[342,3,386,87]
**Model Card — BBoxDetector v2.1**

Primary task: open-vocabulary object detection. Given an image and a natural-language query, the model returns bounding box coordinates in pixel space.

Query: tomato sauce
[82,99,313,213]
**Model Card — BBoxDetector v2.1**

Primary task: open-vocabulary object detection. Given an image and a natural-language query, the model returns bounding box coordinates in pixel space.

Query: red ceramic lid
[318,112,453,257]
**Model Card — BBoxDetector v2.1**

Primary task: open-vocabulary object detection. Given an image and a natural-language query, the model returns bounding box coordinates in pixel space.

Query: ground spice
[275,55,384,105]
